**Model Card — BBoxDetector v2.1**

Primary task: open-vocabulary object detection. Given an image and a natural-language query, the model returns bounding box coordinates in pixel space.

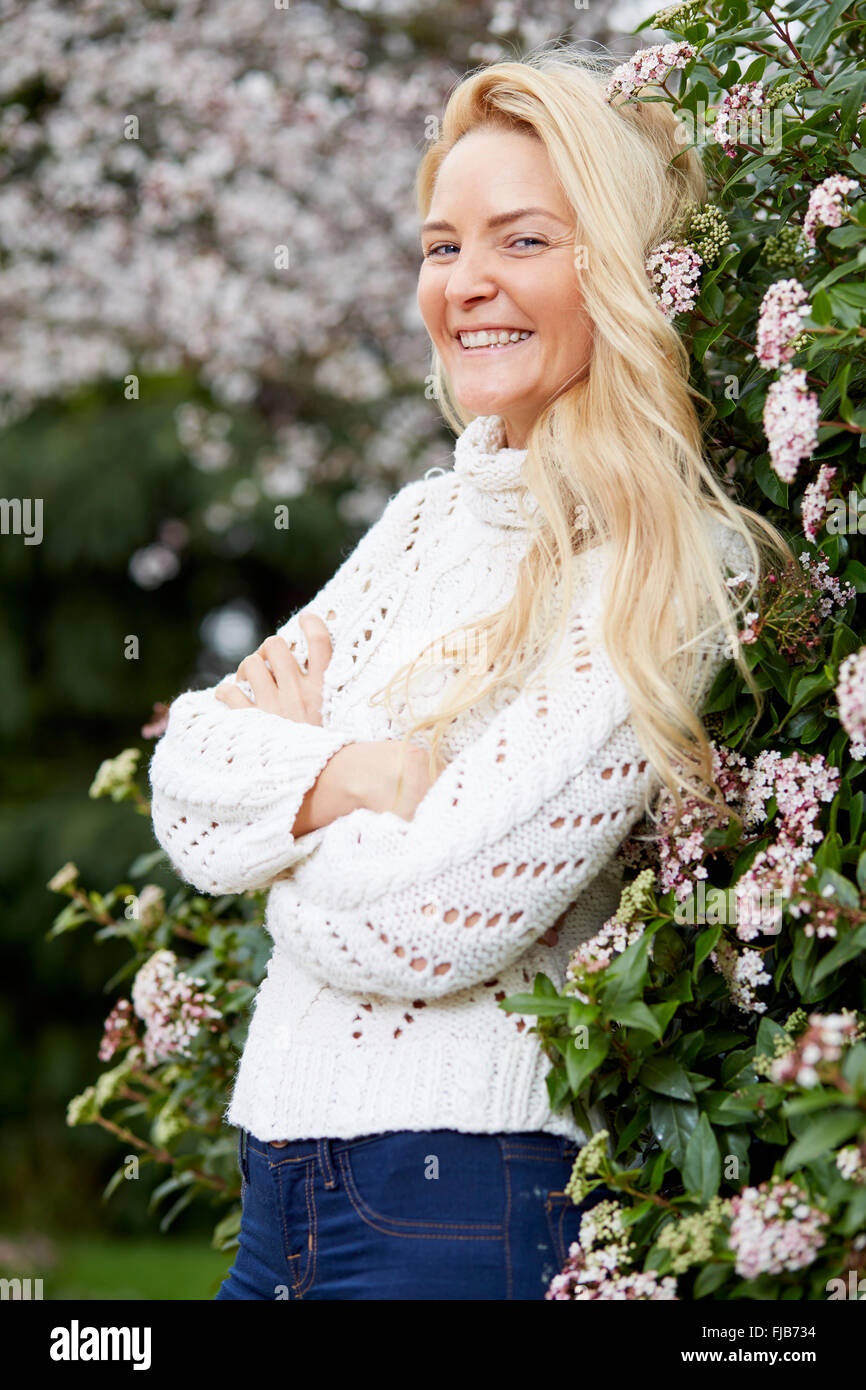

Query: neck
[500,417,528,451]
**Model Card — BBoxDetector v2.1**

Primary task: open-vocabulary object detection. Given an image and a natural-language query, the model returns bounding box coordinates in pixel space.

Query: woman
[149,43,791,1300]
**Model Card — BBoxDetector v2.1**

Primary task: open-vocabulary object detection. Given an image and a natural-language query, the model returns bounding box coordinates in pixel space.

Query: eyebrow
[419,206,569,236]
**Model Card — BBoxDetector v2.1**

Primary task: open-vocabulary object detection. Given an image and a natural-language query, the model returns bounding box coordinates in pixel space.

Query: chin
[453,387,525,418]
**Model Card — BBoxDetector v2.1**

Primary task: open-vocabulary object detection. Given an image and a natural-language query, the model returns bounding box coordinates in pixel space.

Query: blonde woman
[149,42,792,1300]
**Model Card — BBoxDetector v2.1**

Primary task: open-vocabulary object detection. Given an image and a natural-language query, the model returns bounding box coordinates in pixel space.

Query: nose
[443,240,500,308]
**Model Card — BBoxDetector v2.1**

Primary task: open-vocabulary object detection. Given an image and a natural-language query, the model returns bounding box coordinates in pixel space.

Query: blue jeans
[216,1127,612,1300]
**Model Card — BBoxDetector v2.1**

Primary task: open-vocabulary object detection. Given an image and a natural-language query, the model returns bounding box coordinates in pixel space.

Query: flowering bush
[45,0,866,1294]
[510,0,866,1299]
[48,747,272,1248]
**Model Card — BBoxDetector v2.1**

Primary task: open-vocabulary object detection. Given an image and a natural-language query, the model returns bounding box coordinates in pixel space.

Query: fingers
[215,681,253,709]
[257,635,302,689]
[236,652,279,708]
[215,613,333,722]
[297,612,332,675]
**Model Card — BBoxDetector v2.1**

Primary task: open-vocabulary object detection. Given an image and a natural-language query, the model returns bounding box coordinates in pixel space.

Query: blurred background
[1,0,653,1298]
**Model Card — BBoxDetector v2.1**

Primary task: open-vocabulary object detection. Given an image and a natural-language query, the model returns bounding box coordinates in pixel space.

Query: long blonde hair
[372,41,794,833]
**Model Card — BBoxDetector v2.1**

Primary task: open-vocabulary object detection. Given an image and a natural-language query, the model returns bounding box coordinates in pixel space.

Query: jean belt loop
[239,1127,250,1184]
[316,1137,339,1189]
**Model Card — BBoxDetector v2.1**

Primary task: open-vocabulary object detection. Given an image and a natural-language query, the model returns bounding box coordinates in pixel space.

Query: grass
[0,1233,235,1300]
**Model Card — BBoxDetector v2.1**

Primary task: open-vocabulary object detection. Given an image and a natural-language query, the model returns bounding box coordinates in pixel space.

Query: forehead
[429,127,569,215]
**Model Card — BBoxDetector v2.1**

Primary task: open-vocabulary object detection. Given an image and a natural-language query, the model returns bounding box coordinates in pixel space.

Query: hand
[214,613,332,724]
[359,739,449,821]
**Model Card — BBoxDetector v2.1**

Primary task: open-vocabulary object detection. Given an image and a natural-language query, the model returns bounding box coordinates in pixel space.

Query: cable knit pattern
[148,416,754,1143]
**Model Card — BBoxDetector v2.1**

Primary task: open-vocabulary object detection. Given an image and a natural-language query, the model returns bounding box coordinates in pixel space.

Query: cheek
[417,270,444,332]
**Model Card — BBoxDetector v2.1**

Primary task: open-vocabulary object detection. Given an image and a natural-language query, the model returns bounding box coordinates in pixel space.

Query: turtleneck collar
[452,415,541,530]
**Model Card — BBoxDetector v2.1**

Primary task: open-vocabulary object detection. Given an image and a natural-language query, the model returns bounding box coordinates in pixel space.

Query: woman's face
[417,126,592,450]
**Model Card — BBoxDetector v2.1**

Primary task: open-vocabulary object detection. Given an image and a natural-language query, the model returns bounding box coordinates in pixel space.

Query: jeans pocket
[338,1131,506,1240]
[544,1182,615,1272]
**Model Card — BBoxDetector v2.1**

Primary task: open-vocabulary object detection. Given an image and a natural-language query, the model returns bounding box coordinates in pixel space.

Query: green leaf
[599,931,652,1011]
[128,848,169,876]
[782,1110,865,1174]
[816,868,860,911]
[564,1031,610,1095]
[694,321,727,361]
[811,924,866,986]
[786,669,832,721]
[799,0,855,62]
[212,1204,242,1252]
[649,1148,669,1193]
[639,1056,696,1102]
[650,1098,699,1169]
[693,1261,732,1298]
[533,971,559,997]
[722,1127,751,1190]
[700,1090,754,1125]
[613,1001,663,1039]
[615,1106,651,1157]
[682,1113,721,1202]
[811,288,833,325]
[755,1016,788,1057]
[567,999,600,1029]
[694,924,722,970]
[755,453,789,507]
[46,902,90,938]
[792,931,817,994]
[148,1168,196,1211]
[499,993,566,1018]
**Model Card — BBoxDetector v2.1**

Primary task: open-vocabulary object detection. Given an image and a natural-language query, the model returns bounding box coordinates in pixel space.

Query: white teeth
[458,329,533,348]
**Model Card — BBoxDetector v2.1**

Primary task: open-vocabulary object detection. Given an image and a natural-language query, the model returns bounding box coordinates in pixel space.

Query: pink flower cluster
[565,917,646,1002]
[728,1178,830,1280]
[645,241,703,320]
[621,741,842,1005]
[546,1201,678,1300]
[131,949,222,1067]
[709,937,771,1012]
[803,175,859,248]
[770,1010,860,1086]
[763,367,821,482]
[756,280,811,370]
[734,749,840,942]
[710,83,767,157]
[836,647,866,761]
[801,464,837,542]
[836,1143,866,1184]
[604,42,695,101]
[650,741,752,903]
[742,749,839,843]
[798,551,856,619]
[98,997,138,1063]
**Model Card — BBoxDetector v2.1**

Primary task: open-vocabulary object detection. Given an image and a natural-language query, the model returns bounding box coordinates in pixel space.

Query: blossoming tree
[45,0,866,1299]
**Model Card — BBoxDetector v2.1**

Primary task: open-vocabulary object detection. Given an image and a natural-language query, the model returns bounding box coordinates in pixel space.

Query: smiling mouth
[456,330,535,353]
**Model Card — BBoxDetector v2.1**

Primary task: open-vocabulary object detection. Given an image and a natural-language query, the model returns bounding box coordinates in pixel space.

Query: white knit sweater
[148,414,750,1144]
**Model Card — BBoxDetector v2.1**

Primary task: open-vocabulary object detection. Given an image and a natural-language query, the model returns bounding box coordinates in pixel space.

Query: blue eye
[423,236,547,258]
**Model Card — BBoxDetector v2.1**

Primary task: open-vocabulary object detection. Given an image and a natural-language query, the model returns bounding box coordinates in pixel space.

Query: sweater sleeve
[267,529,750,1000]
[147,478,428,896]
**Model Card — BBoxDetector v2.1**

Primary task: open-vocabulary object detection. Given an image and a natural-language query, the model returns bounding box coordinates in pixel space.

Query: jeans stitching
[317,1138,338,1187]
[337,1150,503,1241]
[499,1138,513,1301]
[273,1160,304,1298]
[544,1192,575,1270]
[247,1132,404,1167]
[296,1161,318,1297]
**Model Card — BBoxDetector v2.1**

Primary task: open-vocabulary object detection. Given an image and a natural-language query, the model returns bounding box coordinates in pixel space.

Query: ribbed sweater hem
[223,1035,591,1145]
